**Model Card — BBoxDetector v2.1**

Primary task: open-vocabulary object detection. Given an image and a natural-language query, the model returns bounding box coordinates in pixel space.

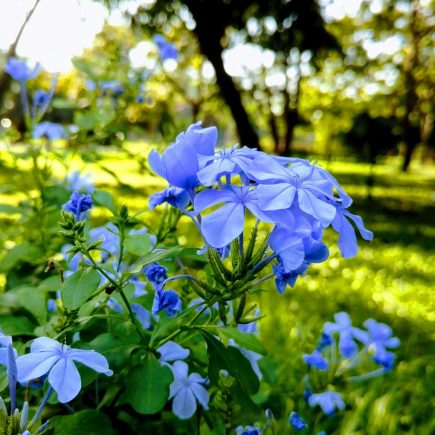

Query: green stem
[77,240,146,340]
[117,224,125,272]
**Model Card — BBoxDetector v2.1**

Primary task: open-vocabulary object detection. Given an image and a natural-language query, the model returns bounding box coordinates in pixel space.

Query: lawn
[0,143,434,434]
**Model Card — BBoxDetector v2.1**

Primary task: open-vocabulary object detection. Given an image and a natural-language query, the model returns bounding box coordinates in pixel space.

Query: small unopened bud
[20,401,29,431]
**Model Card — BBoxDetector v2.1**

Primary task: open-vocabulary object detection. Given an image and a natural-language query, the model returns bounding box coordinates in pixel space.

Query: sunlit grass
[0,142,434,433]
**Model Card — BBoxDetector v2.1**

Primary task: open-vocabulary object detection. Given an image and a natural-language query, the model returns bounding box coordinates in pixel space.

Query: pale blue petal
[331,211,358,258]
[148,150,167,179]
[201,202,245,248]
[158,341,190,362]
[69,349,113,375]
[194,189,235,212]
[30,337,62,353]
[247,154,290,181]
[297,189,336,226]
[190,382,209,410]
[197,159,236,185]
[171,360,189,380]
[257,183,297,211]
[172,386,196,419]
[343,210,373,241]
[48,359,81,403]
[16,353,59,383]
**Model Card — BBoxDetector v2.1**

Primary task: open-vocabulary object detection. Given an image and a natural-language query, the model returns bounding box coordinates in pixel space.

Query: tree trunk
[185,1,260,149]
[401,0,420,172]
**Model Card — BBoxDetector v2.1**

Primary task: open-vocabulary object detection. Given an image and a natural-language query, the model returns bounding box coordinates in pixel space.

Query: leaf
[0,315,36,336]
[201,330,260,395]
[220,327,266,355]
[90,333,140,368]
[0,243,41,272]
[122,353,173,414]
[48,409,116,435]
[16,287,46,325]
[93,190,116,213]
[124,234,152,256]
[127,246,184,275]
[61,268,101,310]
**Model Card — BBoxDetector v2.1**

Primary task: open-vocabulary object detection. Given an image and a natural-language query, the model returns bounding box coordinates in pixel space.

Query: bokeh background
[0,0,434,433]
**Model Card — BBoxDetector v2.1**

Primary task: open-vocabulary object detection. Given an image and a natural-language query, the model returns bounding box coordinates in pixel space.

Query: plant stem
[28,385,53,430]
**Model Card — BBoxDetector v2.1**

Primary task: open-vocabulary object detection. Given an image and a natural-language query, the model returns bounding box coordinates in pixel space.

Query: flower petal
[201,202,245,248]
[172,386,197,419]
[16,353,59,383]
[69,349,113,376]
[48,359,81,403]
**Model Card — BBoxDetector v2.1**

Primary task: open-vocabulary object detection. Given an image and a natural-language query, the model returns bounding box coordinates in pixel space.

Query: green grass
[0,144,434,434]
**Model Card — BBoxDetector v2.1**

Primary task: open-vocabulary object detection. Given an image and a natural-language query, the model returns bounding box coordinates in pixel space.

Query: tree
[128,0,338,150]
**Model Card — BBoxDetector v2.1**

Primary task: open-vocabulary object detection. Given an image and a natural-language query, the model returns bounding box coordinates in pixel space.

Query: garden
[0,0,434,434]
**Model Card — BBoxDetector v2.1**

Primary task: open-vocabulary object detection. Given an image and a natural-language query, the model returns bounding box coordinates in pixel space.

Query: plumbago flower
[4,57,40,82]
[62,191,93,221]
[148,121,372,294]
[33,121,67,140]
[153,34,178,61]
[168,361,209,419]
[297,312,400,423]
[16,337,113,403]
[308,391,345,416]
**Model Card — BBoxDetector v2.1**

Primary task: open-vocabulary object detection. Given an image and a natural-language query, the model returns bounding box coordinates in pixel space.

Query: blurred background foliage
[0,0,434,433]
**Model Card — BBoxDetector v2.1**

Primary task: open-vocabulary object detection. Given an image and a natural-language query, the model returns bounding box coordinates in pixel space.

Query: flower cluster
[288,312,400,430]
[149,122,373,293]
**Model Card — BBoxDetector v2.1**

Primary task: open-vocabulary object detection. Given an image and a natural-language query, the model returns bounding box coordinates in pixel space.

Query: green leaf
[48,409,116,435]
[220,327,266,355]
[122,353,173,414]
[124,234,152,256]
[90,333,140,368]
[61,268,101,310]
[93,190,116,213]
[16,287,46,324]
[127,246,183,275]
[0,315,36,336]
[201,330,260,395]
[0,243,41,272]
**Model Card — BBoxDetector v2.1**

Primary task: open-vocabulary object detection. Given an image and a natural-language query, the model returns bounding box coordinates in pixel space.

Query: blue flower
[149,187,190,210]
[130,275,147,297]
[169,360,209,419]
[63,191,93,221]
[316,333,334,351]
[360,319,400,369]
[4,57,40,82]
[33,122,67,140]
[89,224,119,261]
[248,155,337,227]
[153,34,178,61]
[33,90,49,107]
[144,262,168,288]
[66,171,95,194]
[323,312,365,358]
[157,341,190,363]
[148,121,217,194]
[197,144,261,186]
[303,350,329,370]
[100,80,124,96]
[330,198,373,258]
[16,337,113,403]
[289,411,308,430]
[152,288,182,317]
[308,391,345,416]
[272,259,308,293]
[194,185,281,248]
